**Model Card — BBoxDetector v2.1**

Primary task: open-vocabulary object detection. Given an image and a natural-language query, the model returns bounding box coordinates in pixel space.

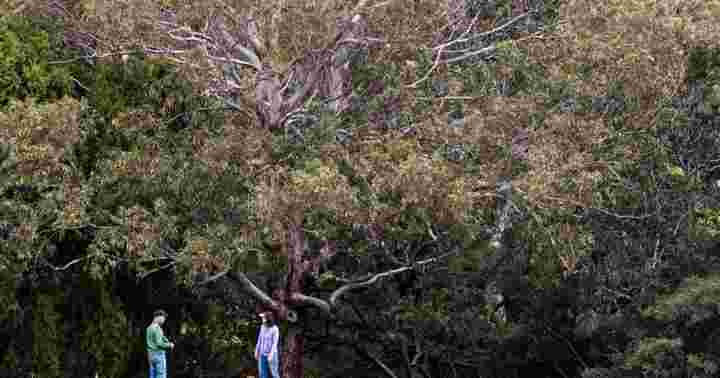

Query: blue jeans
[149,351,167,378]
[258,354,280,378]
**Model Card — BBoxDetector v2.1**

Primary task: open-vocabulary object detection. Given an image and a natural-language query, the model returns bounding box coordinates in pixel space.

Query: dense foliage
[1,0,719,377]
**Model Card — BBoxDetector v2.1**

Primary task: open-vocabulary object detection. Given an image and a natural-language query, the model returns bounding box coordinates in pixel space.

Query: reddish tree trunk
[283,325,305,378]
[282,222,306,378]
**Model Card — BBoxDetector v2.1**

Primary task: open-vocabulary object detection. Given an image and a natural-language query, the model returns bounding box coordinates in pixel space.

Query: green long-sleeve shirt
[146,323,172,352]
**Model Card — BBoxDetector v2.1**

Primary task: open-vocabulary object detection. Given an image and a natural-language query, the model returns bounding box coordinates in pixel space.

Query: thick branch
[195,260,298,322]
[226,270,284,314]
[195,244,453,321]
[290,292,331,314]
[284,249,456,316]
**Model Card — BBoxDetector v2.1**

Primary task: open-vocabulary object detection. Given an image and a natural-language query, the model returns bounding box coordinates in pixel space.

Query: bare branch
[196,271,228,285]
[405,46,444,88]
[207,53,260,69]
[158,12,263,72]
[673,210,691,237]
[279,70,296,95]
[48,50,139,65]
[329,251,456,307]
[427,223,438,241]
[139,261,177,280]
[290,292,331,314]
[587,206,657,220]
[649,235,662,270]
[51,256,90,271]
[435,12,531,52]
[253,244,453,316]
[226,270,298,322]
[406,9,482,88]
[227,270,274,307]
[441,45,497,64]
[415,11,534,68]
[70,76,90,92]
[367,0,395,10]
[195,255,299,323]
[411,350,423,366]
[364,351,400,378]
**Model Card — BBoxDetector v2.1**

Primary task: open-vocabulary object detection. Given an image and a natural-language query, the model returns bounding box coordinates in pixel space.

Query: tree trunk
[282,222,306,378]
[282,325,305,378]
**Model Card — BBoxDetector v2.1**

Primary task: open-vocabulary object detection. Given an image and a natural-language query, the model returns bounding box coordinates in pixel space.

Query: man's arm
[156,326,173,350]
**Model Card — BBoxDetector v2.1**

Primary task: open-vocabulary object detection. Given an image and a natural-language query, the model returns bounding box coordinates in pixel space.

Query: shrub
[0,15,71,108]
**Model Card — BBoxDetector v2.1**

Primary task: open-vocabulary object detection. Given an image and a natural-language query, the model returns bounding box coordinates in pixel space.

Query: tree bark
[282,222,306,378]
[283,324,305,378]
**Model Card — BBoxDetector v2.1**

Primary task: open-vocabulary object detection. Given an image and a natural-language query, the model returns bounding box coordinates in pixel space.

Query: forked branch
[195,255,299,322]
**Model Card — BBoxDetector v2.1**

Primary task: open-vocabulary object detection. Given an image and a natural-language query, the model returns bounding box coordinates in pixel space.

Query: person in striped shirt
[254,311,280,378]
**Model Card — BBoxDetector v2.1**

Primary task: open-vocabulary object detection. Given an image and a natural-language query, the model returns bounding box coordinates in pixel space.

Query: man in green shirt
[146,309,174,378]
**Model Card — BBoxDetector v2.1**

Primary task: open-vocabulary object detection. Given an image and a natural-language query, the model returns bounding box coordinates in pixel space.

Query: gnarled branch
[289,292,331,314]
[329,250,457,307]
[267,248,457,318]
[195,257,299,322]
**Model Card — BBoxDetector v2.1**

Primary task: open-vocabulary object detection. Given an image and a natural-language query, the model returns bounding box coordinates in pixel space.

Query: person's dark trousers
[149,351,167,378]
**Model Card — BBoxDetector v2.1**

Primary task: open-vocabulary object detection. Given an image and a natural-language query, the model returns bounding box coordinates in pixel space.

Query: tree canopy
[1,0,720,377]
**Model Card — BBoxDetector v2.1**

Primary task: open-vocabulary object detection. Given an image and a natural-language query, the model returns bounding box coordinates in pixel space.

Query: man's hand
[170,342,175,349]
[268,353,274,362]
[254,352,259,360]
